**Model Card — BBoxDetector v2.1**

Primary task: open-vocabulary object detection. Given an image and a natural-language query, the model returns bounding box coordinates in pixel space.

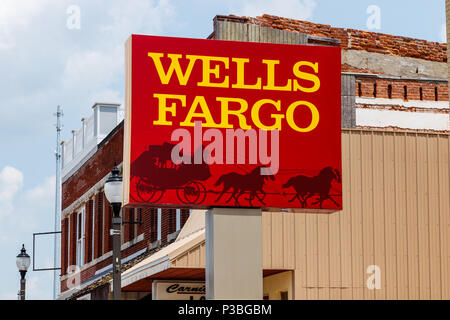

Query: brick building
[58,104,190,299]
[213,14,448,132]
[59,14,450,300]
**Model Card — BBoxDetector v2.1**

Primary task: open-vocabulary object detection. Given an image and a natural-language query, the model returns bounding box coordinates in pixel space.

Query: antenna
[53,105,63,300]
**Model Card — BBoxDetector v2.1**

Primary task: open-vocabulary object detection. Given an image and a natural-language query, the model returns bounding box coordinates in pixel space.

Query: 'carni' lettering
[166,283,206,294]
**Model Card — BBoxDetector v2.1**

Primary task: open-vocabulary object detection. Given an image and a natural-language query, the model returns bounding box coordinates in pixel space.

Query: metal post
[19,271,26,300]
[53,105,63,299]
[205,208,263,299]
[111,203,122,300]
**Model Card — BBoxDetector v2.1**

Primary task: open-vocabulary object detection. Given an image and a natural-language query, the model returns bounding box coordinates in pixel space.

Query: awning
[120,210,206,291]
[119,210,290,292]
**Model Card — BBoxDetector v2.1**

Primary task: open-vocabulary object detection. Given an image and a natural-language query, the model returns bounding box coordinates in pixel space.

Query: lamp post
[104,164,123,300]
[16,244,31,300]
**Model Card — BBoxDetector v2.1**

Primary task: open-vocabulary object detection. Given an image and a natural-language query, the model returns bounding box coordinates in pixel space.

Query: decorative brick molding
[354,77,448,101]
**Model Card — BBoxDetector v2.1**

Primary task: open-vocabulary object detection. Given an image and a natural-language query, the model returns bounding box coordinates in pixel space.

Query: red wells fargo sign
[123,35,342,211]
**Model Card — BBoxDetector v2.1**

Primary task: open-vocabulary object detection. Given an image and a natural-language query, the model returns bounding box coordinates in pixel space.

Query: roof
[214,14,447,63]
[121,210,206,288]
[121,226,205,288]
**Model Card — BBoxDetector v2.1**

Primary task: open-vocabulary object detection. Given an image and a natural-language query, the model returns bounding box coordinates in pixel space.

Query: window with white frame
[101,193,105,254]
[157,208,161,241]
[176,209,181,231]
[91,198,95,261]
[67,217,71,269]
[76,208,85,267]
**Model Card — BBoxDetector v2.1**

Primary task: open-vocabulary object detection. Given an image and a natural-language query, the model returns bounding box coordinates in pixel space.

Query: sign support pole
[205,208,263,300]
[111,204,122,300]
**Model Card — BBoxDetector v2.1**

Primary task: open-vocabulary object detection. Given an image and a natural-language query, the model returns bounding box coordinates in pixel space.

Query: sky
[0,0,446,300]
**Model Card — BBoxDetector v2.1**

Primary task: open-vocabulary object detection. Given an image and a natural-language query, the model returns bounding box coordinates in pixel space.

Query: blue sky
[0,0,446,300]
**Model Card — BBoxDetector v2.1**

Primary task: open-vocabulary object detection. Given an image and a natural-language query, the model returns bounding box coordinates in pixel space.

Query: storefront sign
[123,35,342,211]
[152,280,205,300]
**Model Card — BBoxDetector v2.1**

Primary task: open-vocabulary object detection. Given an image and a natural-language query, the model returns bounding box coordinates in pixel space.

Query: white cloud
[0,173,54,243]
[61,47,123,103]
[0,0,176,137]
[0,166,23,219]
[0,0,49,50]
[13,175,57,233]
[25,175,55,204]
[89,88,123,104]
[240,0,317,20]
[102,0,174,38]
[441,23,447,43]
[0,0,177,300]
[0,173,56,300]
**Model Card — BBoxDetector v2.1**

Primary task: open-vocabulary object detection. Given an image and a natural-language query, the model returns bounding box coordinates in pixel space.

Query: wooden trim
[123,36,133,206]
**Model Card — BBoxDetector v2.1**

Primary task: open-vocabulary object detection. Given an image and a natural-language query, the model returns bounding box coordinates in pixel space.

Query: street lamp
[104,163,123,300]
[16,244,30,300]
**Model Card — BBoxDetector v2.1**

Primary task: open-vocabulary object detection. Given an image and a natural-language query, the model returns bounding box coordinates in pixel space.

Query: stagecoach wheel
[175,187,188,204]
[193,181,207,204]
[135,178,164,203]
[129,176,142,202]
[176,181,202,204]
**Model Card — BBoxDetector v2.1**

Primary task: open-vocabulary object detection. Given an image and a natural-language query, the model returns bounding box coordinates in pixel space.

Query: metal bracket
[32,231,62,271]
[110,229,121,236]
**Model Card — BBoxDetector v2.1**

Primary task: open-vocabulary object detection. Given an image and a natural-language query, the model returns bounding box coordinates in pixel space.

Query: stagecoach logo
[123,35,342,211]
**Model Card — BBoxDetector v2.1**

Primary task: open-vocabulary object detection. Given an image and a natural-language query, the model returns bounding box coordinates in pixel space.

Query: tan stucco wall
[173,130,450,300]
[263,130,450,300]
[447,0,450,94]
